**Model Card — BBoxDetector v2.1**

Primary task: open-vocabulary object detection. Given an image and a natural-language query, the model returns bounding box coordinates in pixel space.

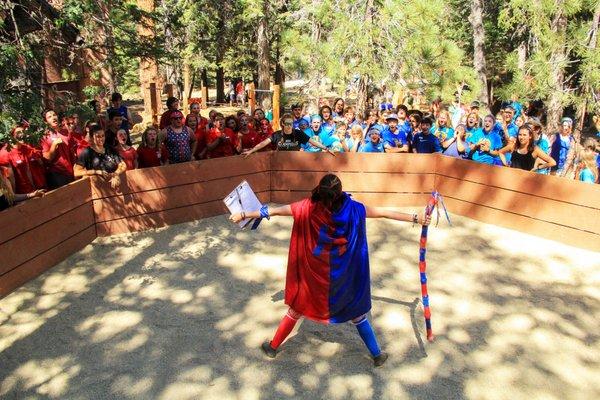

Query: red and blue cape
[285,193,371,323]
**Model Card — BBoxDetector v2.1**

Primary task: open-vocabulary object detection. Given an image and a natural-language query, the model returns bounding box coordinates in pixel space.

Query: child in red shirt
[2,124,47,194]
[137,127,168,168]
[115,129,138,170]
[206,114,240,158]
[40,109,74,189]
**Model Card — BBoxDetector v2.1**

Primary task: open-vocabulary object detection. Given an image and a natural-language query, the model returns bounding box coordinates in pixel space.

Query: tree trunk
[517,41,527,73]
[546,8,568,136]
[274,39,285,86]
[216,65,225,104]
[137,0,159,124]
[256,0,270,104]
[575,5,600,137]
[201,68,208,107]
[356,75,369,119]
[469,0,489,106]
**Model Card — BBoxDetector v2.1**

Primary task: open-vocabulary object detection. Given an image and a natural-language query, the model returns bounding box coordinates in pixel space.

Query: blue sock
[354,317,381,357]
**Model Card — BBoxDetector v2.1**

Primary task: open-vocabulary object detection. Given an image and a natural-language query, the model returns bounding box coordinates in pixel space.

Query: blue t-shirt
[534,134,550,174]
[412,133,442,153]
[107,105,130,130]
[293,116,310,130]
[359,140,384,153]
[579,168,595,183]
[443,140,469,159]
[302,128,339,152]
[467,128,503,165]
[321,121,336,136]
[430,126,455,142]
[503,122,519,164]
[382,127,407,150]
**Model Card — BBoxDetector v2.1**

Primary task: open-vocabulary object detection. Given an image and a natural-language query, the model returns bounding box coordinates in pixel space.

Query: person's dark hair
[517,125,535,152]
[166,96,179,110]
[224,115,239,131]
[319,105,332,119]
[89,124,103,135]
[421,117,433,126]
[89,100,98,109]
[108,110,121,121]
[42,108,54,120]
[333,98,345,111]
[111,92,122,103]
[396,104,409,114]
[311,174,344,212]
[410,113,422,124]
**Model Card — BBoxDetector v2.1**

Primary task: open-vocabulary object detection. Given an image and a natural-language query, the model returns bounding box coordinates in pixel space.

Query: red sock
[270,310,300,349]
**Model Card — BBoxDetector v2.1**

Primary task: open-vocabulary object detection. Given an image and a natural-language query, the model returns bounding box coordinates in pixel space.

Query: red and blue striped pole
[419,192,440,342]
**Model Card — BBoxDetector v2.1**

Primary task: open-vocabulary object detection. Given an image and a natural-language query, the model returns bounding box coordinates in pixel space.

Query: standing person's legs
[261,308,302,358]
[352,315,388,367]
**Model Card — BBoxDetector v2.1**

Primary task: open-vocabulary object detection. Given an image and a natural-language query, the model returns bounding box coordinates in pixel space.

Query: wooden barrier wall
[434,156,600,251]
[0,179,96,297]
[91,152,271,236]
[1,151,598,297]
[270,152,436,206]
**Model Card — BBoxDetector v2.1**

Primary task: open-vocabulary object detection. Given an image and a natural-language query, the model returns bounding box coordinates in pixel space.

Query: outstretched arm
[365,206,431,226]
[229,204,292,224]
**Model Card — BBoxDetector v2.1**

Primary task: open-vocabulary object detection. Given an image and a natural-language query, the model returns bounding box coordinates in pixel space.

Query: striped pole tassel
[419,192,439,342]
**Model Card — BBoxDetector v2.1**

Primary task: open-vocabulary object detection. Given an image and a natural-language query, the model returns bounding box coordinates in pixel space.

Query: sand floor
[0,211,599,400]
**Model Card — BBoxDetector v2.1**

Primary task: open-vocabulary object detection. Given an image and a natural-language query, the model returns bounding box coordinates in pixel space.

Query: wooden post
[166,84,174,99]
[272,84,281,130]
[201,68,208,109]
[249,82,256,114]
[183,63,191,100]
[149,82,158,126]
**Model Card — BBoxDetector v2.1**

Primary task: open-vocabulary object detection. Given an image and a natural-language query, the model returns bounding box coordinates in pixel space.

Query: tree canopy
[1,0,598,141]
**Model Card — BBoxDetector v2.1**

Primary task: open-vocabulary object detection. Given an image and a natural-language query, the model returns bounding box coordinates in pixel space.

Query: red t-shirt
[40,130,74,177]
[117,146,137,170]
[159,110,173,130]
[3,144,47,194]
[239,128,261,150]
[137,145,168,168]
[206,127,238,158]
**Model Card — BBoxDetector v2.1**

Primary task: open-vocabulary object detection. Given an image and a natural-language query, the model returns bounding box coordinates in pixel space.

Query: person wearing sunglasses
[243,114,335,156]
[161,110,196,164]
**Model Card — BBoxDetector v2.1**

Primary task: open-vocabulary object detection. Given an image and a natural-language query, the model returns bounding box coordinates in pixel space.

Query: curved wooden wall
[1,151,598,297]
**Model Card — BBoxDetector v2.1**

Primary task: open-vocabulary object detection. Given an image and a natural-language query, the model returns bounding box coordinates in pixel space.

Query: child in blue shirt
[412,117,442,153]
[359,128,385,153]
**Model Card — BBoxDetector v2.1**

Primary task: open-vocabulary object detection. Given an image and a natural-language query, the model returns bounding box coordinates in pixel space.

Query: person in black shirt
[74,124,127,189]
[242,114,335,156]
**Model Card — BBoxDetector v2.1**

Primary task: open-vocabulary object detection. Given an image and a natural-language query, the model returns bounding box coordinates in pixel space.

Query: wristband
[259,204,270,220]
[241,211,246,220]
[412,213,419,226]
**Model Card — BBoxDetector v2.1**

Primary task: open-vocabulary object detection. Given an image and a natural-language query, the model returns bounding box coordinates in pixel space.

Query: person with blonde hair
[0,166,45,211]
[578,149,598,183]
[430,110,455,151]
[347,124,364,152]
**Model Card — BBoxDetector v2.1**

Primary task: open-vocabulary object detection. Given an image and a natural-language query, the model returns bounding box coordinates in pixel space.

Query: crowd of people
[1,92,599,212]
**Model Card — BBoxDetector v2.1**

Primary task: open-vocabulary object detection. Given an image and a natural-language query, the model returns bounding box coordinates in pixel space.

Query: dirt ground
[0,210,598,400]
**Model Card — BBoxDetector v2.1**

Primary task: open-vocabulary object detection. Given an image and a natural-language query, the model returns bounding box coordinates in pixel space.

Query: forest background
[0,0,598,142]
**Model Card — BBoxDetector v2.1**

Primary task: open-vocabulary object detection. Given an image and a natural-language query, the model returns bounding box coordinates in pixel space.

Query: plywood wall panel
[0,226,96,298]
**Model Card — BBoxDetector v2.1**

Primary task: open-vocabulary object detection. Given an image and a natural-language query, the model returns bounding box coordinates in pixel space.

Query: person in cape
[229,174,431,367]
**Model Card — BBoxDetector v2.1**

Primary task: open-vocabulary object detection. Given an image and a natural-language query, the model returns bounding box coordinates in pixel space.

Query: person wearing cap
[291,103,310,130]
[497,105,519,165]
[161,109,197,163]
[549,117,576,177]
[243,114,335,156]
[359,128,385,153]
[412,117,442,154]
[381,114,408,153]
[302,115,340,153]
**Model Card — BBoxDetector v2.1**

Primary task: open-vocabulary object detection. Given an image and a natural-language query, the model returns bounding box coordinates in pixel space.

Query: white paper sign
[223,180,263,228]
